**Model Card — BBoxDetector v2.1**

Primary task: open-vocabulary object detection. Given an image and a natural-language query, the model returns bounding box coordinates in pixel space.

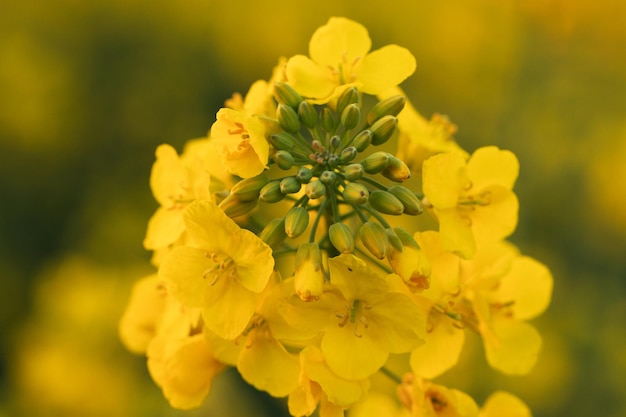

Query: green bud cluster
[224,82,423,263]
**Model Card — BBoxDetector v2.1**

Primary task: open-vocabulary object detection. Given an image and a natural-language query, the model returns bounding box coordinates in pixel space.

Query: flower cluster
[119,17,552,416]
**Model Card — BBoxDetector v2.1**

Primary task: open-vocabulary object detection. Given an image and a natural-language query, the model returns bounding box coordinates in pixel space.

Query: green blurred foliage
[1,0,625,416]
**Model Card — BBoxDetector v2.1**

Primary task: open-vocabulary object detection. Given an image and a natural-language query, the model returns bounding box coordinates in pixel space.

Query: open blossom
[422,146,520,259]
[285,17,416,103]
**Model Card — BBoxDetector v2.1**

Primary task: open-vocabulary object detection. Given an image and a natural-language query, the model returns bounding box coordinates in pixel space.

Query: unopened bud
[388,186,422,215]
[329,223,354,254]
[219,195,258,218]
[298,101,318,129]
[340,146,358,163]
[343,163,364,181]
[259,181,284,203]
[274,150,295,170]
[296,166,313,183]
[341,103,361,131]
[370,115,397,146]
[259,218,287,247]
[270,132,297,150]
[285,206,309,238]
[305,180,326,199]
[385,227,403,252]
[280,177,301,194]
[361,151,390,174]
[230,174,269,202]
[367,95,406,125]
[336,87,360,114]
[294,242,325,301]
[358,222,389,260]
[352,130,372,152]
[368,190,404,215]
[343,182,369,204]
[320,108,336,132]
[382,156,411,182]
[277,104,301,133]
[273,81,303,108]
[320,170,337,185]
[389,228,430,292]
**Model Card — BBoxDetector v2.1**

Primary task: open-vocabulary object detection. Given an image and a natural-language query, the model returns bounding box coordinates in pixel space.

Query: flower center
[335,299,371,338]
[202,252,236,285]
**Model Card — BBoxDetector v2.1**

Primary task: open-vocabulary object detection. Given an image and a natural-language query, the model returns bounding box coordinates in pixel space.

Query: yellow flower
[422,146,519,259]
[285,17,416,103]
[282,254,425,380]
[398,374,479,417]
[158,200,274,339]
[479,391,531,417]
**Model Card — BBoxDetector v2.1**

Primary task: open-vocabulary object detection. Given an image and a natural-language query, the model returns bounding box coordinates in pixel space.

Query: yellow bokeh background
[1,1,625,416]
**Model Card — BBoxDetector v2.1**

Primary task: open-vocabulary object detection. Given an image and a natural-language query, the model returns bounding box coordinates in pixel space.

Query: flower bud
[341,103,361,131]
[259,181,285,203]
[340,146,358,163]
[342,163,364,181]
[296,166,313,183]
[274,150,295,170]
[367,95,406,125]
[230,174,269,202]
[336,86,360,114]
[218,194,258,218]
[388,186,422,215]
[277,104,301,133]
[294,242,325,301]
[361,151,390,174]
[385,227,403,252]
[280,176,301,194]
[382,155,411,182]
[342,182,369,204]
[352,130,372,152]
[329,135,341,151]
[272,81,303,108]
[298,101,318,129]
[389,227,431,292]
[320,108,336,132]
[320,170,337,185]
[270,132,297,150]
[305,180,326,199]
[259,218,287,247]
[329,223,355,254]
[358,221,389,260]
[370,115,397,146]
[368,190,404,215]
[284,206,309,238]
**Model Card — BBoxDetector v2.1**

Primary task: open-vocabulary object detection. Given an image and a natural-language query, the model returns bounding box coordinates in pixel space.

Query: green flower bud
[385,227,403,252]
[277,104,301,133]
[320,170,337,185]
[358,221,388,260]
[370,115,397,146]
[329,223,354,254]
[218,194,258,218]
[352,130,372,152]
[393,227,420,248]
[305,180,326,199]
[382,156,411,182]
[320,108,336,132]
[367,95,406,125]
[340,146,358,163]
[272,81,303,108]
[361,151,390,174]
[280,176,301,194]
[230,174,269,202]
[368,190,404,215]
[342,182,369,204]
[296,166,313,183]
[336,86,360,114]
[270,132,297,150]
[285,206,310,238]
[341,103,361,131]
[388,186,422,215]
[343,163,364,181]
[274,150,295,170]
[259,217,287,247]
[298,101,318,129]
[259,181,284,203]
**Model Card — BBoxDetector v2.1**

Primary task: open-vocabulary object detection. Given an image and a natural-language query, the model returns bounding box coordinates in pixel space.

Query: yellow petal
[410,314,465,379]
[469,187,519,243]
[422,152,468,209]
[368,293,426,353]
[467,147,519,191]
[328,254,388,301]
[143,207,185,250]
[436,209,476,259]
[480,391,531,417]
[150,144,184,207]
[238,331,300,397]
[483,319,542,375]
[158,246,212,308]
[309,17,371,67]
[285,55,337,100]
[356,45,416,95]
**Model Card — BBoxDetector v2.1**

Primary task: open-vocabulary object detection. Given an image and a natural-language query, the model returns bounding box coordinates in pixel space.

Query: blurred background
[1,0,625,416]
